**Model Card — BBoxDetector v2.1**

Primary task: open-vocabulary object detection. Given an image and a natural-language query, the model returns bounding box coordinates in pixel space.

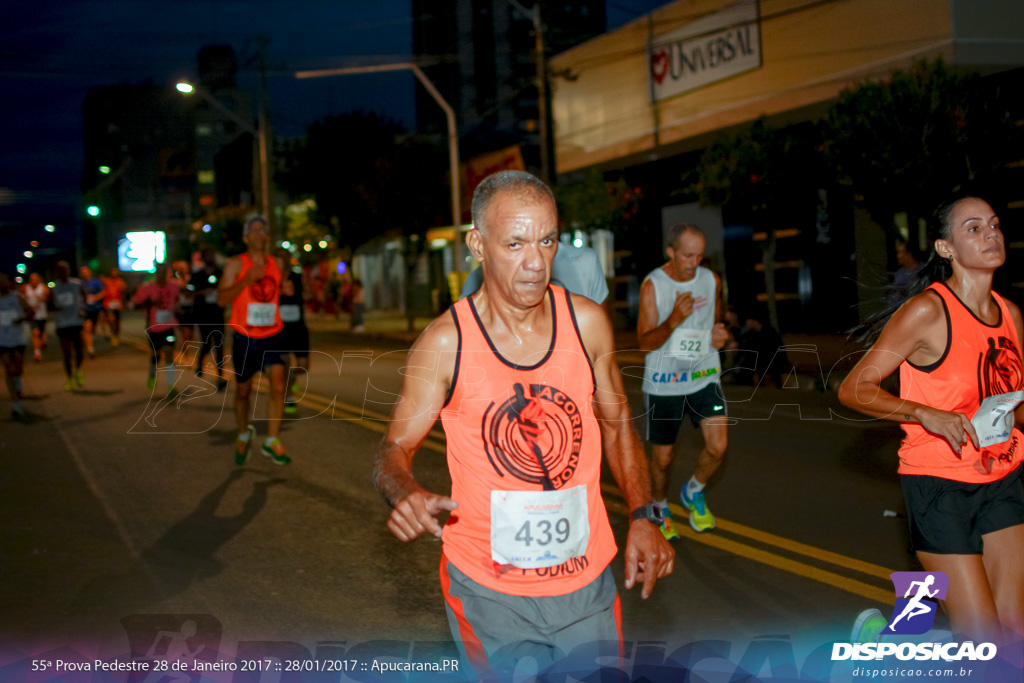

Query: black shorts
[146,329,176,353]
[280,322,310,358]
[901,467,1024,554]
[86,309,101,325]
[644,384,728,445]
[0,345,26,356]
[232,331,286,383]
[56,326,83,341]
[33,320,47,334]
[178,306,196,327]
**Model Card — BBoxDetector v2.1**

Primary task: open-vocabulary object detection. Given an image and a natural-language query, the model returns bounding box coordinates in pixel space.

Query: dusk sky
[0,1,668,233]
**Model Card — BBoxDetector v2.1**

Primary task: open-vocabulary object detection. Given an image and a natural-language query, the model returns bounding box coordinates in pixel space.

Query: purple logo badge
[885,572,949,635]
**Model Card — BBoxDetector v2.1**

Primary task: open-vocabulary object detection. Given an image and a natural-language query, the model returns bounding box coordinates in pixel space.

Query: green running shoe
[659,515,681,542]
[852,608,888,644]
[235,425,255,466]
[681,488,715,532]
[262,438,291,465]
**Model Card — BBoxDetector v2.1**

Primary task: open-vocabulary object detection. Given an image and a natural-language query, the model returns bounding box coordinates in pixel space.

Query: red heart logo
[651,49,669,85]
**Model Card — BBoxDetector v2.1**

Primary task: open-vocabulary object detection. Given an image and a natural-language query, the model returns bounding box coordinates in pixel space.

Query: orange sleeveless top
[439,286,617,596]
[228,253,283,339]
[899,283,1023,482]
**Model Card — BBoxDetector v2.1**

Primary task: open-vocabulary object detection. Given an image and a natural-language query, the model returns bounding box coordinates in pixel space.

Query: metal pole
[179,82,270,227]
[506,0,549,183]
[295,63,463,274]
[256,38,273,228]
[532,5,550,183]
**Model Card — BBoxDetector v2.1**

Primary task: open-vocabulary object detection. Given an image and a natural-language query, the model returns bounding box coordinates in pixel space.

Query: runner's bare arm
[216,256,258,307]
[373,315,460,541]
[711,272,728,349]
[838,291,980,452]
[574,294,674,598]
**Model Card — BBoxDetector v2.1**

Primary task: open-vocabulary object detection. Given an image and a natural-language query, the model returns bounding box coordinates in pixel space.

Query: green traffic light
[87,206,100,217]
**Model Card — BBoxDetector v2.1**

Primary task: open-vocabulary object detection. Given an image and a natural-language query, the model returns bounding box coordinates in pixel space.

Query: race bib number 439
[490,486,589,569]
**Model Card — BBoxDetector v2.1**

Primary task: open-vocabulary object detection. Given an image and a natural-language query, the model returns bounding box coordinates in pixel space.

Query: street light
[176,80,272,227]
[295,63,464,274]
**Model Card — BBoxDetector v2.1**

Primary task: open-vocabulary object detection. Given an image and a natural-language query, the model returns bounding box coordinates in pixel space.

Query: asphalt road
[0,312,925,680]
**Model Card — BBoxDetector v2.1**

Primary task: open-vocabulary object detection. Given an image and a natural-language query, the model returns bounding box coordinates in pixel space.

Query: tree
[554,168,642,237]
[824,58,1018,233]
[274,112,449,251]
[688,116,824,328]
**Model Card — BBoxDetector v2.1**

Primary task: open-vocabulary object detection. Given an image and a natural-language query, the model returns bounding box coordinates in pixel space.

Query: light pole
[176,81,272,227]
[294,63,463,275]
[506,0,550,183]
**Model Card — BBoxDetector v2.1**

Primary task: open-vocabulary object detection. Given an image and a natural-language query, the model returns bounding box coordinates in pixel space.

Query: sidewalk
[304,309,857,385]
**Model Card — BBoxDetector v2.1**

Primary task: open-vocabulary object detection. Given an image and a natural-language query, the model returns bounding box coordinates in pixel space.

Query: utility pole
[255,37,273,229]
[507,0,550,183]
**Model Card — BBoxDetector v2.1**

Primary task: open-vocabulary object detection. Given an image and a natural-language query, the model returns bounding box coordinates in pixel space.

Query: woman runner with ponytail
[839,196,1024,648]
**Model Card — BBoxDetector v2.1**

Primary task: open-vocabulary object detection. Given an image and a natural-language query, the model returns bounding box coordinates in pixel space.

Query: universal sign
[648,0,762,102]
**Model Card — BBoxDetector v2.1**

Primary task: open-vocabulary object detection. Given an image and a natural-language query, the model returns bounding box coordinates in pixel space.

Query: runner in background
[102,267,127,346]
[79,266,105,357]
[350,279,365,332]
[638,224,730,537]
[219,215,289,466]
[0,273,32,419]
[190,247,228,391]
[274,248,310,416]
[172,260,196,359]
[132,263,181,398]
[51,261,86,391]
[23,272,48,362]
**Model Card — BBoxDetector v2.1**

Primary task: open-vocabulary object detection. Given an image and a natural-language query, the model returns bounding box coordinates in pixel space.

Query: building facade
[550,0,1024,332]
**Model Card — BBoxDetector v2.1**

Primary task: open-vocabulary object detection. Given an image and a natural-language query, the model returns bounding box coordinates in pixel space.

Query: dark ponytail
[852,195,976,345]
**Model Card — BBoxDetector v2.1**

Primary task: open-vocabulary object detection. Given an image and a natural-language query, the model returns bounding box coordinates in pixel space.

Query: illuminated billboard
[117,231,167,272]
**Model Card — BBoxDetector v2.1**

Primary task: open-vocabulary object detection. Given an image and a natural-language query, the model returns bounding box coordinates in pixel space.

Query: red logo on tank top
[980,336,1024,398]
[481,382,584,490]
[249,277,277,302]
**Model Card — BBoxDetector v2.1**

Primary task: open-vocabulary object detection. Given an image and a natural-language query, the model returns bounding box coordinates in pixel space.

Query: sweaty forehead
[486,193,556,231]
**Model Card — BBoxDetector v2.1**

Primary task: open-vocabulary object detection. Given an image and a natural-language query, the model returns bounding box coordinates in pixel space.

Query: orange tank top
[439,286,617,596]
[228,253,283,339]
[899,283,1023,482]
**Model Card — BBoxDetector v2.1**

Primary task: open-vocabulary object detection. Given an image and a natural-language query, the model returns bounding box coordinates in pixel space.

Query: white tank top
[24,283,48,320]
[642,265,721,396]
[0,292,28,348]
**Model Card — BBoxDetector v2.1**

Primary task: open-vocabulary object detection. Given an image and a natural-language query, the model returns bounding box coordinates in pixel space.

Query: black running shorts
[901,466,1024,554]
[644,384,728,445]
[232,331,286,383]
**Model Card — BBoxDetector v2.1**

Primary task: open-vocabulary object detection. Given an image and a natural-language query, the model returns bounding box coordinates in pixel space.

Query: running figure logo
[980,335,1024,398]
[481,382,585,490]
[885,572,949,635]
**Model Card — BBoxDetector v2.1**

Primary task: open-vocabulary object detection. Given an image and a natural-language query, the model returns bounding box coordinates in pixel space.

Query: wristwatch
[631,503,664,526]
